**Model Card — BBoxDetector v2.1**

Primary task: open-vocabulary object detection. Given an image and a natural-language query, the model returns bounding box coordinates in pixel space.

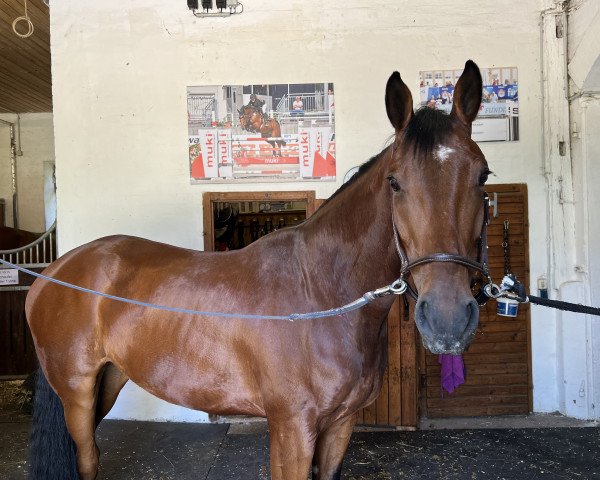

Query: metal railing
[188,94,216,127]
[0,221,57,268]
[275,93,332,114]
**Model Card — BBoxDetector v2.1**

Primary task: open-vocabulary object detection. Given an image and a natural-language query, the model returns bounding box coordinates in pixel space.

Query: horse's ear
[451,60,483,129]
[385,71,413,132]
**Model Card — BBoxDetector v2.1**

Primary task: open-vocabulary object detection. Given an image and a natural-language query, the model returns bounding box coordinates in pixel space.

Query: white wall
[0,113,55,232]
[564,0,600,420]
[49,0,559,421]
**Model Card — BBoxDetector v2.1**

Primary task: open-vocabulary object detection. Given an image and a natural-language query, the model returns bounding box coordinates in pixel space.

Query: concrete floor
[1,380,599,479]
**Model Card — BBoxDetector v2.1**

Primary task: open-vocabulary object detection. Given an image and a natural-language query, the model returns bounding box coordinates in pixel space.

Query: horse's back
[25,235,200,357]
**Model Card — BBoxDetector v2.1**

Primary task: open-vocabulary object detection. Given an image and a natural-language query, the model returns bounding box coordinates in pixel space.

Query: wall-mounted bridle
[392,194,492,304]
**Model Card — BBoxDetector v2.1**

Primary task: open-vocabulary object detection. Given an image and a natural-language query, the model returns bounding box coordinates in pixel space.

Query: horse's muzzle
[414,294,479,354]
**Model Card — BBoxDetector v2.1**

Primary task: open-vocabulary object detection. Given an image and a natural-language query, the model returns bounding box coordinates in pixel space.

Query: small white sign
[0,268,19,286]
[472,118,509,142]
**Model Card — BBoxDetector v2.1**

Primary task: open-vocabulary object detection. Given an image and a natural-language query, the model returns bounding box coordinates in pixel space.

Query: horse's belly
[109,341,266,418]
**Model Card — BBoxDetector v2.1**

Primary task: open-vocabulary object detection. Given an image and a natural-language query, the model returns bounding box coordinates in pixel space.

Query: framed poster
[419,66,519,142]
[188,83,336,183]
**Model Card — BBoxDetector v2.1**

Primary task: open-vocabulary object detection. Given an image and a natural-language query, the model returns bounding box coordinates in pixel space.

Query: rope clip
[371,279,407,298]
[483,274,528,303]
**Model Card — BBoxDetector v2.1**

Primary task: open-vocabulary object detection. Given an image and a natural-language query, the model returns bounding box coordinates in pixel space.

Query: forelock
[402,107,455,158]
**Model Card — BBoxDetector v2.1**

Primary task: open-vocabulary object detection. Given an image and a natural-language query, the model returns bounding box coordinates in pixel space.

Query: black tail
[29,369,79,479]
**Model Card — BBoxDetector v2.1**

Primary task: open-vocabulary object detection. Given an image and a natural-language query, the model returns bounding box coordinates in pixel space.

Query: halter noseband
[393,194,492,303]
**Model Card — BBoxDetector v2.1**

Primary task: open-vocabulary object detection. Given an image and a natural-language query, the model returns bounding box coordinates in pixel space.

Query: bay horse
[238,105,287,156]
[27,60,488,480]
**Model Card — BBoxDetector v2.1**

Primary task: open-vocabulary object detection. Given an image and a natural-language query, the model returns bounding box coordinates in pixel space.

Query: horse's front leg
[311,412,358,480]
[268,415,317,480]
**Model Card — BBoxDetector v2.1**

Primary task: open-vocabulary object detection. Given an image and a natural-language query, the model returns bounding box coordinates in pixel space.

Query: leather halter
[393,194,492,302]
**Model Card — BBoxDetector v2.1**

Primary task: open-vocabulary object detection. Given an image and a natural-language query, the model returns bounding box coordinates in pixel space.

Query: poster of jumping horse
[187,83,336,182]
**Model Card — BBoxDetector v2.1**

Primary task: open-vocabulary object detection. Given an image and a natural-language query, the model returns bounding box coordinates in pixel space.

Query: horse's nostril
[416,300,434,339]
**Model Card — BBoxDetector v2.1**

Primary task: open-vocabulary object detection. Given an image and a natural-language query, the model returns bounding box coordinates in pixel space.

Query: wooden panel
[399,298,417,426]
[387,298,402,425]
[0,0,52,113]
[0,288,37,375]
[358,297,417,428]
[421,183,532,418]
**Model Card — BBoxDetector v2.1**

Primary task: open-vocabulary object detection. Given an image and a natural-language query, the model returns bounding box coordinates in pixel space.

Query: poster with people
[187,83,336,183]
[419,66,519,142]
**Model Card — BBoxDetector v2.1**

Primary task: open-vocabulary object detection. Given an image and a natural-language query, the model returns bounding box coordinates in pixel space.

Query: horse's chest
[315,339,387,411]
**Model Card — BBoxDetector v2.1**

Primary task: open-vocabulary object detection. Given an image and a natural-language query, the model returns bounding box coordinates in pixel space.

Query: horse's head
[238,106,261,132]
[385,60,489,354]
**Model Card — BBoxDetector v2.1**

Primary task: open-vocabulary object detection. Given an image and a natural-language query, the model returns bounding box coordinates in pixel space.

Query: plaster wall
[49,0,553,421]
[0,113,55,232]
[542,0,600,420]
[581,102,600,419]
[565,0,600,406]
[568,0,600,90]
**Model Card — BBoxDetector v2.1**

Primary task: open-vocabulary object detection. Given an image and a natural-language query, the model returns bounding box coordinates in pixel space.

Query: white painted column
[570,96,600,420]
[541,0,594,419]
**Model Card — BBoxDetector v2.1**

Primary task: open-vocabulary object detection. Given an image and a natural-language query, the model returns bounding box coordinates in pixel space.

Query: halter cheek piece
[393,193,492,304]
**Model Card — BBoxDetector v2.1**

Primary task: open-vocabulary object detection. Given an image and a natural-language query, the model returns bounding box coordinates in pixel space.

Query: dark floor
[1,381,599,479]
[1,419,600,479]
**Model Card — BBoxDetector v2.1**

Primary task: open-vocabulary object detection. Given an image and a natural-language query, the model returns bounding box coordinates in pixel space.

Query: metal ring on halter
[483,283,503,299]
[389,279,407,295]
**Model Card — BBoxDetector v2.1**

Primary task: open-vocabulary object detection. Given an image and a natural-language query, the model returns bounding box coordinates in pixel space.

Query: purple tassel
[438,354,465,394]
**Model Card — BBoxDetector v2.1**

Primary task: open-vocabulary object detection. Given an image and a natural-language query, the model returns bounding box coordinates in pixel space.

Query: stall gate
[421,184,532,417]
[359,183,531,426]
[0,223,56,376]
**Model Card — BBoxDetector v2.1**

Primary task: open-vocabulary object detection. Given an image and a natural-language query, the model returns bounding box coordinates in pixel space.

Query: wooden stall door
[0,274,38,376]
[421,183,532,418]
[358,297,418,429]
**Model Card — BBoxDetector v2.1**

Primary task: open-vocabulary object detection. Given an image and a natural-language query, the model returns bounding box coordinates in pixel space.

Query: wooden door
[203,191,316,252]
[0,272,38,376]
[358,297,418,428]
[420,183,532,417]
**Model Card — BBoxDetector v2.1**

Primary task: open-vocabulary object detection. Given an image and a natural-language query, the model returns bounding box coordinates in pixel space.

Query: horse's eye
[479,169,491,186]
[388,176,401,192]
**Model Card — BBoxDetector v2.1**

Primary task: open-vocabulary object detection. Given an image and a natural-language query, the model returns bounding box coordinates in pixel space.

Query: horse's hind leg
[95,362,129,426]
[311,413,358,480]
[61,373,103,480]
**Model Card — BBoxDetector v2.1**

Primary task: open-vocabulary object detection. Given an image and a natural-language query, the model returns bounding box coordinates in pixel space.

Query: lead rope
[484,220,600,316]
[0,258,407,322]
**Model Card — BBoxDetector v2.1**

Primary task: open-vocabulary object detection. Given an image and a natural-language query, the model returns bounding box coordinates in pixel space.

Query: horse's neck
[299,151,400,296]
